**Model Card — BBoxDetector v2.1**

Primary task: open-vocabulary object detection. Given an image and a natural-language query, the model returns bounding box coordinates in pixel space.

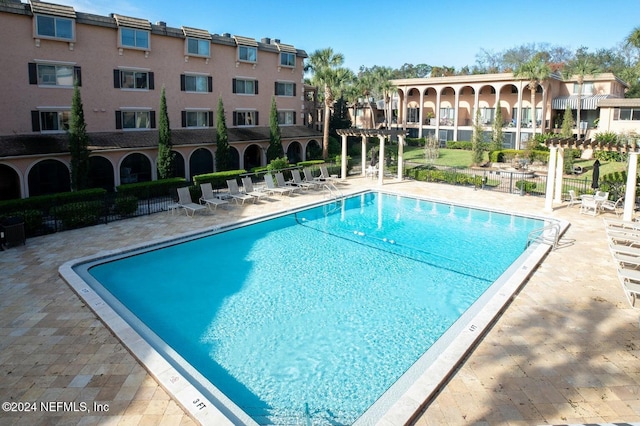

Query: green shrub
[446,141,473,150]
[594,150,624,162]
[297,160,325,168]
[515,180,537,193]
[117,177,186,199]
[193,170,247,189]
[406,137,426,147]
[0,188,106,216]
[594,131,619,144]
[114,195,139,216]
[0,209,43,235]
[50,200,103,229]
[335,155,353,175]
[266,157,290,171]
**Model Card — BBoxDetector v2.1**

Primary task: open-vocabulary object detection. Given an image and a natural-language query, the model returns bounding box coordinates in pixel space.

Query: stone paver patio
[1,177,639,425]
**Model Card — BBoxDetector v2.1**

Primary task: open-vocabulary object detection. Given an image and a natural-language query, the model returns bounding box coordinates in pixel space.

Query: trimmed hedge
[297,160,325,168]
[117,177,186,198]
[0,188,107,217]
[406,166,482,186]
[50,200,104,230]
[192,170,247,189]
[114,195,139,216]
[489,149,550,163]
[515,180,537,193]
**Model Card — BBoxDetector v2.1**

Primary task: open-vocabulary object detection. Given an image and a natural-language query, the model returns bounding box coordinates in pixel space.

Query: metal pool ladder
[526,223,561,250]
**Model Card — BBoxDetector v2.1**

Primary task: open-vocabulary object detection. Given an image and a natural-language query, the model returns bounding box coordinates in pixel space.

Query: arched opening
[171,151,186,179]
[0,164,21,200]
[230,147,240,170]
[120,153,152,184]
[28,159,70,196]
[189,148,213,180]
[286,141,302,164]
[306,140,322,160]
[88,156,115,192]
[243,144,262,171]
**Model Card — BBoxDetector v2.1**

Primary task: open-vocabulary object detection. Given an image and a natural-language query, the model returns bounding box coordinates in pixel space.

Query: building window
[233,78,258,95]
[114,69,154,90]
[181,74,212,93]
[407,108,419,123]
[439,107,454,125]
[238,45,257,62]
[277,111,295,125]
[116,110,155,130]
[614,108,640,121]
[275,82,295,96]
[233,111,258,126]
[186,37,210,57]
[28,63,81,87]
[120,28,149,49]
[31,110,70,132]
[182,111,213,128]
[35,15,73,40]
[573,82,594,95]
[280,52,296,67]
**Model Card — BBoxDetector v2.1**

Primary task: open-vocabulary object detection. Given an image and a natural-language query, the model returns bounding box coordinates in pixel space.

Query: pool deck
[1,176,640,425]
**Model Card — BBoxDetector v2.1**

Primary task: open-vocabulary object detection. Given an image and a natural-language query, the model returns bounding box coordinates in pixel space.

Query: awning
[552,94,614,110]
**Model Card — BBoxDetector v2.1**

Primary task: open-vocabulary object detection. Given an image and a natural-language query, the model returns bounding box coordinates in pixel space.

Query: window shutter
[232,112,237,126]
[274,82,278,95]
[232,78,237,94]
[113,70,121,88]
[31,111,40,131]
[254,111,259,126]
[115,111,122,129]
[148,72,155,90]
[180,75,186,91]
[73,66,82,87]
[293,83,296,97]
[254,80,258,95]
[293,112,296,125]
[150,111,156,128]
[208,111,213,126]
[28,63,38,85]
[181,111,187,127]
[207,76,213,93]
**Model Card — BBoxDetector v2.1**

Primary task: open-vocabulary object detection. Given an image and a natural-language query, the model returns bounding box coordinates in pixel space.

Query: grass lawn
[402,146,488,168]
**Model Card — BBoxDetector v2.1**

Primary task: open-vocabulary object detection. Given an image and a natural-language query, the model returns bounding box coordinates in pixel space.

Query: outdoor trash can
[1,217,26,248]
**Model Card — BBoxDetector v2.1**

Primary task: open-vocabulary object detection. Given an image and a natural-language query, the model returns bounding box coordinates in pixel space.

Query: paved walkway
[1,177,639,425]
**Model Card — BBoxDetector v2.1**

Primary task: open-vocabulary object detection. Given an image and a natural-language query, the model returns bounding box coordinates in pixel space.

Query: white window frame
[277,110,295,125]
[37,62,75,87]
[38,108,71,133]
[280,52,296,67]
[34,14,74,41]
[235,110,256,126]
[186,38,210,57]
[573,82,594,95]
[119,27,150,50]
[234,78,256,95]
[275,82,295,97]
[407,107,419,123]
[184,74,209,93]
[615,108,640,121]
[121,110,151,130]
[238,45,257,63]
[120,70,150,90]
[185,110,210,128]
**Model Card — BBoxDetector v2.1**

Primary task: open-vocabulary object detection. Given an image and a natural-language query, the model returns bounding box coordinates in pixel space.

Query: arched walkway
[120,153,152,185]
[189,148,213,180]
[0,164,21,200]
[243,144,262,171]
[88,156,115,191]
[230,147,240,170]
[286,141,302,164]
[306,140,322,160]
[28,159,70,196]
[171,151,186,179]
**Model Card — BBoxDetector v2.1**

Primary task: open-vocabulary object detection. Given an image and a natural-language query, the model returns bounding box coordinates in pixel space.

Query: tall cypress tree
[491,106,503,152]
[267,97,284,162]
[69,81,91,190]
[157,87,174,179]
[215,97,232,171]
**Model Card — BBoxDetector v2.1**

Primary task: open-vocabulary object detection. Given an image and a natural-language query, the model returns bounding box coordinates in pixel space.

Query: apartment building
[0,0,322,200]
[350,72,629,148]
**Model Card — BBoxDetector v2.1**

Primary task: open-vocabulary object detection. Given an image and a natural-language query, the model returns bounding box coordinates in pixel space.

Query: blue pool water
[86,192,544,425]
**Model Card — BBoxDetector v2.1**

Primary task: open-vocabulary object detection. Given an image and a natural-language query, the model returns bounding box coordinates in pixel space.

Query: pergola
[335,128,406,186]
[543,137,640,221]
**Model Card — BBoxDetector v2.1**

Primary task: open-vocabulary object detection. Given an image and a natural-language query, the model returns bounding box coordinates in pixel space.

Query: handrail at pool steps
[526,223,561,250]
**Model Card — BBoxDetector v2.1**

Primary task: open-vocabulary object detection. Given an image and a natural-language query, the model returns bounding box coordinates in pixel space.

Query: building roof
[598,98,640,108]
[0,127,323,158]
[29,0,75,18]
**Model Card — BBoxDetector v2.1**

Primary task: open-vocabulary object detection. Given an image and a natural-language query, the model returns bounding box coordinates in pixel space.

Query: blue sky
[63,0,639,73]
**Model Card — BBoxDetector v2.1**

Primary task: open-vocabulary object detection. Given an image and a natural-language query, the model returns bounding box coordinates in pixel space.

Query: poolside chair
[291,169,317,190]
[601,197,624,217]
[616,266,640,307]
[177,187,206,217]
[319,164,338,182]
[566,190,579,208]
[263,174,293,196]
[303,167,321,186]
[579,195,599,216]
[226,179,255,204]
[275,172,301,192]
[199,183,229,211]
[241,177,268,201]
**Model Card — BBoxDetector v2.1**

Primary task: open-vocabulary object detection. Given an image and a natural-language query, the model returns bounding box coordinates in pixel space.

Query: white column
[623,152,638,221]
[554,148,564,203]
[544,146,558,212]
[340,134,348,180]
[378,135,385,186]
[516,83,523,149]
[397,133,404,181]
[418,90,424,138]
[361,135,367,177]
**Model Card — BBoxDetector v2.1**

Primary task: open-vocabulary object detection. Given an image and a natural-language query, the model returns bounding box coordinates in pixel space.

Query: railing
[527,223,562,250]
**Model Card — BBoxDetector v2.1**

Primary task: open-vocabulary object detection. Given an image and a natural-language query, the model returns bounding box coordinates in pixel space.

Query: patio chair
[226,179,255,204]
[601,197,624,217]
[241,177,268,201]
[319,164,338,182]
[263,174,293,196]
[275,172,301,192]
[177,187,206,217]
[566,190,579,208]
[579,195,599,216]
[303,167,321,185]
[199,183,229,211]
[291,169,317,190]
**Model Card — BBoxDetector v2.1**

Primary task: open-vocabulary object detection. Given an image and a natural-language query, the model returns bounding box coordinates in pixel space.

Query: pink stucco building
[0,0,322,199]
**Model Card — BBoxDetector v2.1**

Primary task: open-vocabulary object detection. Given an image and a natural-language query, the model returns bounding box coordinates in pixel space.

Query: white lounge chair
[263,174,293,196]
[303,168,321,185]
[226,179,255,204]
[275,172,301,192]
[291,169,317,189]
[319,164,338,182]
[177,187,206,217]
[241,177,268,201]
[601,197,624,217]
[616,266,640,307]
[199,183,228,211]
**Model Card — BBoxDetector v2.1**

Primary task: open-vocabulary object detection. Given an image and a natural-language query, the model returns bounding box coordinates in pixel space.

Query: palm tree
[305,48,351,159]
[372,67,396,129]
[564,56,600,138]
[627,26,640,48]
[513,55,551,139]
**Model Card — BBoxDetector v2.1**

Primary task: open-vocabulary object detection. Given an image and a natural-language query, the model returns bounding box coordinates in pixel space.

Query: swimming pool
[60,191,562,425]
